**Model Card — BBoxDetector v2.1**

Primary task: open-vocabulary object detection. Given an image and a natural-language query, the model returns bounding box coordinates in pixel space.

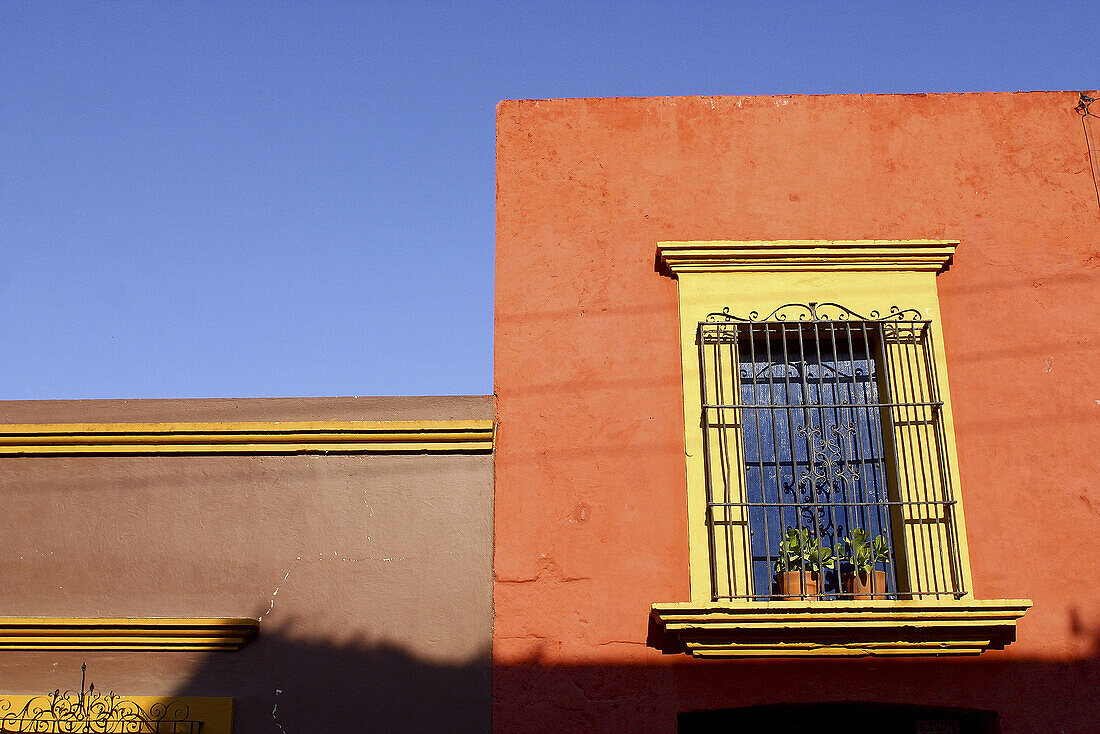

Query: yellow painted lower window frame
[651,599,1032,657]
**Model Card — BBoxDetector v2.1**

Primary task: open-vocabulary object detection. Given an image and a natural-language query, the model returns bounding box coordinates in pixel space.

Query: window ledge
[651,599,1031,658]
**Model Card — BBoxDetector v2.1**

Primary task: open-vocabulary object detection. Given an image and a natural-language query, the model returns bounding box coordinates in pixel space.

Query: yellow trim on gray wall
[0,617,258,651]
[0,420,495,455]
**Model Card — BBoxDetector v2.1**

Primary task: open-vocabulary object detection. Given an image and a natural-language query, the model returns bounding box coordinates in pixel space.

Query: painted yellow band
[0,420,495,455]
[0,617,258,651]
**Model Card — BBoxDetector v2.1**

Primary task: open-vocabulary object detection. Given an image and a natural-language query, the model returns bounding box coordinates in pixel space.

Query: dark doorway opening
[678,702,998,734]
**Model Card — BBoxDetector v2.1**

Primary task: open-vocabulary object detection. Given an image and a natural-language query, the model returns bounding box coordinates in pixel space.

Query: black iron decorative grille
[698,302,966,602]
[0,664,203,733]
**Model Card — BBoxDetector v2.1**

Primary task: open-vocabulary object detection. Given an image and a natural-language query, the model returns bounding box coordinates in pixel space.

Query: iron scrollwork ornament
[705,302,924,323]
[0,663,202,733]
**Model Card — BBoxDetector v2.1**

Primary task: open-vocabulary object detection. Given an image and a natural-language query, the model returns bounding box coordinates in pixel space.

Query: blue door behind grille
[739,341,896,597]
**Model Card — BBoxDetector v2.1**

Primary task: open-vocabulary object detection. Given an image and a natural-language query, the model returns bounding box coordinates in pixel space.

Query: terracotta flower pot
[776,571,820,599]
[843,569,888,600]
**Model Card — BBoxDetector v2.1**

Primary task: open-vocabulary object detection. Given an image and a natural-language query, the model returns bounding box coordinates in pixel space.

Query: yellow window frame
[651,240,1030,657]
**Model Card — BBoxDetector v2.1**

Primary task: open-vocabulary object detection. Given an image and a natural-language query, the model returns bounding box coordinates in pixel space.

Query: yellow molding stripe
[657,240,959,273]
[0,617,258,651]
[0,420,495,455]
[651,599,1030,658]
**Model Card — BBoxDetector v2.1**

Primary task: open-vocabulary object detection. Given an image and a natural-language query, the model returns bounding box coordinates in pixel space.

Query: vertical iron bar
[898,321,942,599]
[698,323,720,600]
[841,323,873,595]
[863,321,900,599]
[863,322,885,599]
[875,321,919,599]
[779,324,806,599]
[831,322,861,595]
[829,323,847,597]
[732,327,754,598]
[714,323,736,599]
[746,323,770,600]
[921,323,965,597]
[889,320,929,599]
[763,324,785,602]
[813,319,843,598]
[794,323,822,599]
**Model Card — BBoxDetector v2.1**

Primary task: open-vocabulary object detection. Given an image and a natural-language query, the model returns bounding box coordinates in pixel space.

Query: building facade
[0,396,494,732]
[2,91,1098,733]
[494,92,1100,732]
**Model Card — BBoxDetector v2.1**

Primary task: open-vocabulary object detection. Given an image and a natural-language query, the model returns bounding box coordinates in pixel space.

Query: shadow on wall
[488,614,1100,733]
[162,616,1100,733]
[491,655,1100,733]
[170,621,490,734]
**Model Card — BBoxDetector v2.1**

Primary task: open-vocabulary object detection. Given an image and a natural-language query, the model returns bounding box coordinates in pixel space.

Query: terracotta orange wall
[494,93,1100,732]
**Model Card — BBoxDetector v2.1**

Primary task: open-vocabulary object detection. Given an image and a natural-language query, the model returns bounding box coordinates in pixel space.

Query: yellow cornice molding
[657,240,959,273]
[0,419,495,456]
[651,599,1031,658]
[0,617,258,651]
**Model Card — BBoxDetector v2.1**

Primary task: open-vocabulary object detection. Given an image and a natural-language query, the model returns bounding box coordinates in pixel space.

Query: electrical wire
[1075,93,1100,215]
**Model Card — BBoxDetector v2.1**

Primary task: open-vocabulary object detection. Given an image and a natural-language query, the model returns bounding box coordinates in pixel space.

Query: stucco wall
[0,396,494,732]
[494,93,1100,732]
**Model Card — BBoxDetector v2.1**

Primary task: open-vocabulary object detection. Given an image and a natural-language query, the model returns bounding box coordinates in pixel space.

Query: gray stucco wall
[0,396,494,733]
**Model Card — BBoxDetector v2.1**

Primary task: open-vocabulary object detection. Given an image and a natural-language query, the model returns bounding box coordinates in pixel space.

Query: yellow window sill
[651,599,1031,658]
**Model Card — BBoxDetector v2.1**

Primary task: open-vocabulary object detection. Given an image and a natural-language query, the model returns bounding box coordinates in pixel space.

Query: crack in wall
[260,558,301,622]
[495,555,591,585]
[271,688,286,734]
[259,549,460,621]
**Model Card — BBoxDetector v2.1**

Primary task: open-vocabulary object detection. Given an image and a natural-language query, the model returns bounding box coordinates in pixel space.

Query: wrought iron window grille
[0,664,203,733]
[698,302,967,602]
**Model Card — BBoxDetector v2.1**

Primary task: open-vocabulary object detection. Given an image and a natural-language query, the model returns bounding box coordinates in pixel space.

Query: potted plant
[841,528,891,599]
[773,528,834,598]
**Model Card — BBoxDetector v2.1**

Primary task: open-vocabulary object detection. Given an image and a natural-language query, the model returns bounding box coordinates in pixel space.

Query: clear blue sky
[1,1,1094,399]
